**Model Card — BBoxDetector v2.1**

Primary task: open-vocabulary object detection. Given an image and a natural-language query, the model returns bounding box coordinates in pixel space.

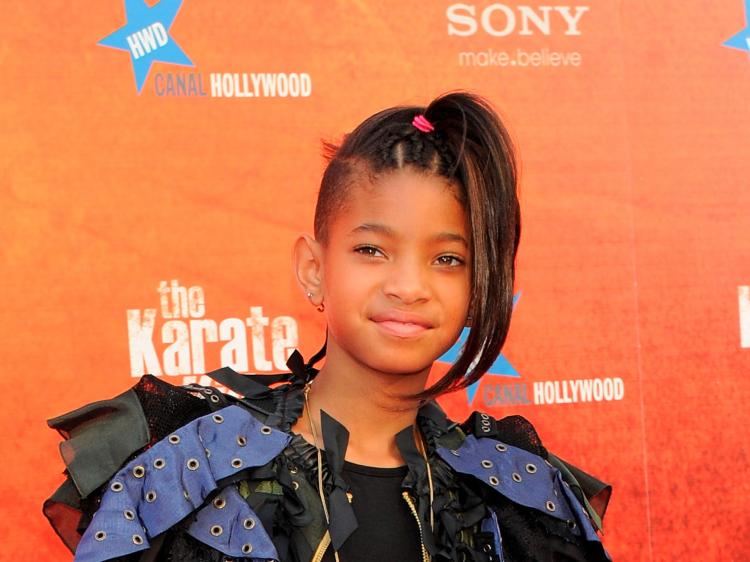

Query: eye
[435,255,465,267]
[354,245,385,258]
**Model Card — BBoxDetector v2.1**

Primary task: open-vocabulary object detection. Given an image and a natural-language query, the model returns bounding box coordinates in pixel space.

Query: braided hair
[314,91,520,401]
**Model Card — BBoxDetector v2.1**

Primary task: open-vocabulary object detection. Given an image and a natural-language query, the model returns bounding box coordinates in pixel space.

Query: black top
[322,461,422,562]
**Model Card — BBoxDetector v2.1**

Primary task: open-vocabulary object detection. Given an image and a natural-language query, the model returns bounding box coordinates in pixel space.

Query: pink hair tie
[412,114,435,133]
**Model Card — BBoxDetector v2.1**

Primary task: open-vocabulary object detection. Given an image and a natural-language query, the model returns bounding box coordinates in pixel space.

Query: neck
[292,340,431,468]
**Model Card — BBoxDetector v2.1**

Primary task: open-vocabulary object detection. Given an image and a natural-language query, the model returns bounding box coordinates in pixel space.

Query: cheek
[322,255,372,308]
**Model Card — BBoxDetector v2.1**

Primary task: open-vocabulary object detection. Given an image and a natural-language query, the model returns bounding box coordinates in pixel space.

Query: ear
[293,234,325,306]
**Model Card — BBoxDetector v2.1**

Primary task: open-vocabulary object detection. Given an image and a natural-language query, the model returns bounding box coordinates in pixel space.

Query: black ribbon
[320,410,358,550]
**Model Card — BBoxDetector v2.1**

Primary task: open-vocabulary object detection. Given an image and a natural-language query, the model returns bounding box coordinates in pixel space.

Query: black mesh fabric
[132,375,211,446]
[492,498,602,562]
[492,415,548,459]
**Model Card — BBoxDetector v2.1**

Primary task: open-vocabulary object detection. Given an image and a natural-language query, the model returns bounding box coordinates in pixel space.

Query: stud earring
[306,291,325,313]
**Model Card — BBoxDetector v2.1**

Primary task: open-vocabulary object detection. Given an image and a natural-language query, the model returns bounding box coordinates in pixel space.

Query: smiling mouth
[372,320,430,338]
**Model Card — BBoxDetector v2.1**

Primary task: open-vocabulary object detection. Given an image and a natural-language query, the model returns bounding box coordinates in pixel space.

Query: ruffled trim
[437,434,608,556]
[47,387,150,499]
[74,405,290,562]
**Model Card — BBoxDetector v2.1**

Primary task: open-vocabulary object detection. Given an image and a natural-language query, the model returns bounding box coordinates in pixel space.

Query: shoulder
[434,409,612,561]
[76,404,289,561]
[44,371,300,561]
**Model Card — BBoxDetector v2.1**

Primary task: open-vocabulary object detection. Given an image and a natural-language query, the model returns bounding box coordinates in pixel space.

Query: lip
[370,310,433,338]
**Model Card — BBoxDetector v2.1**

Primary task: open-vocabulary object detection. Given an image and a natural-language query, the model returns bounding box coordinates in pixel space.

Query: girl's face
[320,167,471,377]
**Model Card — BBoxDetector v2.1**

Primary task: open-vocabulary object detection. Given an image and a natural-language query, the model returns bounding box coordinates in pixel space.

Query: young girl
[44,92,612,562]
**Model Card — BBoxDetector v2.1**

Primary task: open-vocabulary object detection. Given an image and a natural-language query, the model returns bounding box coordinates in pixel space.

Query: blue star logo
[724,1,750,56]
[98,0,193,93]
[437,292,521,406]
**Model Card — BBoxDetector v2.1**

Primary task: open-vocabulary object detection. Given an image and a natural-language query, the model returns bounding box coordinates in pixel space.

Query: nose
[381,257,431,305]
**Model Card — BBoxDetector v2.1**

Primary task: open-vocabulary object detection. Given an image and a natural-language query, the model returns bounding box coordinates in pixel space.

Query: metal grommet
[525,463,538,474]
[481,419,490,426]
[289,465,298,474]
[168,434,180,444]
[110,481,124,493]
[153,458,165,470]
[132,465,146,478]
[213,497,226,509]
[145,490,157,503]
[187,458,200,471]
[482,543,493,553]
[495,443,508,452]
[203,388,213,395]
[260,425,272,435]
[481,459,493,469]
[242,544,253,555]
[546,500,556,512]
[212,414,224,424]
[210,395,220,403]
[231,458,243,469]
[512,472,522,483]
[567,519,577,530]
[292,481,300,490]
[124,509,135,521]
[237,436,247,447]
[94,531,106,541]
[488,476,499,486]
[450,450,461,456]
[480,413,490,420]
[243,517,255,530]
[210,525,223,537]
[132,534,144,545]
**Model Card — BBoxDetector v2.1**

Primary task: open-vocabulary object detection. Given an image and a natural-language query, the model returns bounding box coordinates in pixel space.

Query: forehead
[328,168,468,240]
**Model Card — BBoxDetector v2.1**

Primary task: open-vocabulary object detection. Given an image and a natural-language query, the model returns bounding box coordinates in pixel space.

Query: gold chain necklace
[302,382,433,562]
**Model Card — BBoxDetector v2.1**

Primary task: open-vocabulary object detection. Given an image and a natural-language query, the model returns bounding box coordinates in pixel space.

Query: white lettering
[447,4,478,36]
[210,73,222,97]
[518,6,552,35]
[300,73,312,96]
[127,308,162,376]
[613,377,625,399]
[276,73,288,96]
[533,381,544,404]
[554,6,589,35]
[136,27,158,54]
[126,34,144,59]
[151,22,169,47]
[446,4,589,37]
[482,4,515,37]
[187,286,205,318]
[162,320,191,375]
[219,318,249,371]
[190,319,218,374]
[533,378,624,404]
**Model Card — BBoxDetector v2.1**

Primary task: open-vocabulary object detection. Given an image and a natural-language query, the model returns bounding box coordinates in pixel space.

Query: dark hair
[314,91,520,401]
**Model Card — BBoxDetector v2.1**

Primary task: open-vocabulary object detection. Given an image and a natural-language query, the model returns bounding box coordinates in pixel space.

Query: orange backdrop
[2,1,750,560]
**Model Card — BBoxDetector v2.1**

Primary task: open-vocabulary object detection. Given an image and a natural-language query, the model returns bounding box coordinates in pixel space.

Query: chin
[361,352,437,377]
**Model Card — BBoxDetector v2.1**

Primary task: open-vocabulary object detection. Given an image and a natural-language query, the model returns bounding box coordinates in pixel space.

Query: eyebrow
[350,223,469,247]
